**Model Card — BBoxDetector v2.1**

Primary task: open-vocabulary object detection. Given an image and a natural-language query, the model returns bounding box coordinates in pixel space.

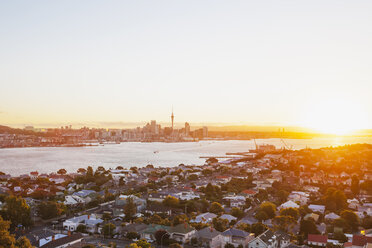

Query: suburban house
[351,235,372,248]
[40,233,84,248]
[308,204,325,214]
[196,227,223,248]
[248,229,277,248]
[115,194,146,211]
[222,228,254,248]
[279,200,299,210]
[169,223,196,243]
[190,212,217,224]
[63,214,103,233]
[307,234,328,247]
[220,214,238,223]
[139,224,170,241]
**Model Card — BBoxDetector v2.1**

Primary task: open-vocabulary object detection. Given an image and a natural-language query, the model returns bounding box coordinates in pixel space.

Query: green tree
[169,243,182,248]
[340,210,359,231]
[15,236,33,248]
[323,188,347,212]
[351,175,360,195]
[102,223,116,238]
[38,201,64,220]
[124,197,137,221]
[256,202,276,220]
[163,196,179,208]
[135,239,152,248]
[126,232,140,240]
[57,168,67,175]
[209,202,224,215]
[154,229,169,245]
[212,217,229,232]
[76,224,87,233]
[231,208,244,219]
[273,215,296,232]
[0,215,16,248]
[280,207,299,219]
[224,243,235,248]
[1,196,32,230]
[299,219,319,237]
[0,216,32,248]
[255,211,269,222]
[251,222,267,236]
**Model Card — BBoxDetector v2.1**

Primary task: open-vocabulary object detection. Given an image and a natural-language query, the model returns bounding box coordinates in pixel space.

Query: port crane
[279,128,293,150]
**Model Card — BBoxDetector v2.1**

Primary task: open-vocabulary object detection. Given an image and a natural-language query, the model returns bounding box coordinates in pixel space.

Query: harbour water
[0,137,371,176]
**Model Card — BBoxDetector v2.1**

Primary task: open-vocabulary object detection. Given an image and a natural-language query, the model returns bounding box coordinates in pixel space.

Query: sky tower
[171,107,174,130]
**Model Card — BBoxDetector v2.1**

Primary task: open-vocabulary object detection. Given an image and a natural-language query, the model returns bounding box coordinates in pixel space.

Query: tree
[124,197,137,221]
[224,243,235,248]
[206,157,218,164]
[0,216,32,248]
[273,215,296,232]
[209,202,224,215]
[351,175,360,195]
[236,223,250,232]
[256,202,276,220]
[163,196,179,208]
[340,210,359,231]
[299,219,319,237]
[102,223,115,238]
[76,224,87,233]
[188,174,198,181]
[277,190,289,203]
[38,201,64,220]
[169,243,182,248]
[323,188,347,212]
[280,208,299,219]
[134,239,152,248]
[1,195,32,230]
[57,168,67,175]
[0,215,16,248]
[126,232,140,240]
[212,217,229,232]
[231,208,244,219]
[15,236,33,248]
[77,168,86,174]
[154,229,170,245]
[251,223,267,236]
[255,211,269,222]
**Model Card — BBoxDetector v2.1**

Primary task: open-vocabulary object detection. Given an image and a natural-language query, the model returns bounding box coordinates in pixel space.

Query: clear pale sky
[1,1,371,132]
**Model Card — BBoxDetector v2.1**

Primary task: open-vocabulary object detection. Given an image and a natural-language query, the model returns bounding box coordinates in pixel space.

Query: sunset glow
[301,97,368,135]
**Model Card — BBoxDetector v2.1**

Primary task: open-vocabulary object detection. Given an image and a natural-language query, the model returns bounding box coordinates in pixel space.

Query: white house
[279,200,299,210]
[190,212,217,224]
[309,204,325,214]
[63,214,103,233]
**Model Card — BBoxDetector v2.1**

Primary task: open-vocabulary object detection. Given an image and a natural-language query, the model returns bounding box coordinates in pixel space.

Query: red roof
[242,189,257,195]
[308,234,328,244]
[343,242,352,247]
[352,235,372,247]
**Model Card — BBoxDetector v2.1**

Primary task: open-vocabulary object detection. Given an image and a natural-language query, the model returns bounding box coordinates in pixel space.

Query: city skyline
[1,1,372,135]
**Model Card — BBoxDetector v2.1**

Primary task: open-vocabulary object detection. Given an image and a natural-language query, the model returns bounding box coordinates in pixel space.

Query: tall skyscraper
[171,108,174,131]
[185,122,190,136]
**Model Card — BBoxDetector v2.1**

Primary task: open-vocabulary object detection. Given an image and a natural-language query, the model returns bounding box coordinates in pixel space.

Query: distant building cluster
[0,111,208,147]
[94,119,208,142]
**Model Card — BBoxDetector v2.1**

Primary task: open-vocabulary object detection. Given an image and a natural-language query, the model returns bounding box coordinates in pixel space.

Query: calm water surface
[1,137,372,175]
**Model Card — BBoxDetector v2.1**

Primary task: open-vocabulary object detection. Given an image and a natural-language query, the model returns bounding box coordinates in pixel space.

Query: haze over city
[1,1,372,135]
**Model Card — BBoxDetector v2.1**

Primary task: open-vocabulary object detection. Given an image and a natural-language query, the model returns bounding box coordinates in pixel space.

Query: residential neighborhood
[0,144,372,247]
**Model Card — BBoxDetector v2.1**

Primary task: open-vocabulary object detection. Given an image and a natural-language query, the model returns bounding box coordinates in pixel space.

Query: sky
[0,1,371,133]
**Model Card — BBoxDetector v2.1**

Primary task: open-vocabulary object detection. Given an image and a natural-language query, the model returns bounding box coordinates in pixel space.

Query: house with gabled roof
[222,228,254,248]
[196,227,223,248]
[248,229,277,248]
[169,223,196,243]
[307,234,327,247]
